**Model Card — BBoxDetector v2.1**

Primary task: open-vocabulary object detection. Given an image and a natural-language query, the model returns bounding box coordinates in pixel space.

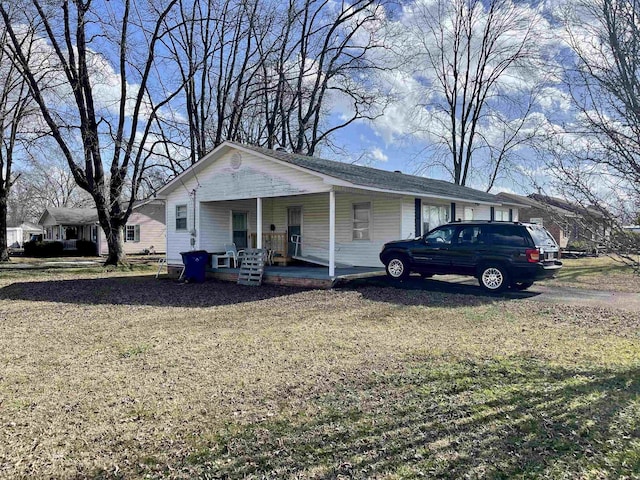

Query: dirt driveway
[342,274,640,312]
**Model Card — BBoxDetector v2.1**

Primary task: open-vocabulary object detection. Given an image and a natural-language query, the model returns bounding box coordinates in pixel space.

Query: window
[176,204,188,231]
[425,225,457,245]
[353,202,371,240]
[455,226,482,245]
[486,225,528,246]
[232,211,248,249]
[495,209,509,221]
[125,225,140,243]
[422,205,449,234]
[464,207,474,221]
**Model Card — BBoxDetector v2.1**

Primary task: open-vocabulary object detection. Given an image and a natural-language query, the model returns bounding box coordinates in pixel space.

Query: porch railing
[250,232,288,257]
[62,239,78,250]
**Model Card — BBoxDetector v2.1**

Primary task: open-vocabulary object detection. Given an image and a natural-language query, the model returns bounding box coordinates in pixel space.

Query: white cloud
[369,147,388,162]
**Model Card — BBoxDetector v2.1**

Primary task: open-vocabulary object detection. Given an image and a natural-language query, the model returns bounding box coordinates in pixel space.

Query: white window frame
[125,224,140,243]
[352,202,371,241]
[175,204,188,231]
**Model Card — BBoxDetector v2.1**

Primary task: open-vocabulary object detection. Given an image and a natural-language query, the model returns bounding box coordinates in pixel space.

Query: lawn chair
[224,243,246,268]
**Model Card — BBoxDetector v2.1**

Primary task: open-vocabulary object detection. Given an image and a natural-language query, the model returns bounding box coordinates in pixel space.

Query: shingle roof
[233,142,500,204]
[529,194,604,218]
[43,208,99,225]
[496,192,580,217]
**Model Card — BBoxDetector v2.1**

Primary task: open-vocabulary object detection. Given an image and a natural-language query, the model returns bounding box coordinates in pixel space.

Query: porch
[164,260,385,288]
[205,264,385,289]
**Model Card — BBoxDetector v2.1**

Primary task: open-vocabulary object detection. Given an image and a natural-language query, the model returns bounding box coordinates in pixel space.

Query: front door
[232,212,248,249]
[287,206,302,256]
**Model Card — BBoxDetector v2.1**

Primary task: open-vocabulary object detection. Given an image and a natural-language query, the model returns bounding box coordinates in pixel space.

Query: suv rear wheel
[385,255,410,281]
[479,265,509,293]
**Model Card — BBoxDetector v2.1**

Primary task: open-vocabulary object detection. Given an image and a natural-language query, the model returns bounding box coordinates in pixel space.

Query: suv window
[486,225,529,246]
[526,225,557,247]
[455,226,483,245]
[425,225,457,245]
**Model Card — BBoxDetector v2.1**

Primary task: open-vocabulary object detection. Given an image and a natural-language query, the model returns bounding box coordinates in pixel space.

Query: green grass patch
[192,357,640,479]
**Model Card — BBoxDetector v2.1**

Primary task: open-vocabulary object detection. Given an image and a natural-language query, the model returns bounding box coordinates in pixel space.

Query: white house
[7,222,43,248]
[38,199,166,255]
[156,142,521,277]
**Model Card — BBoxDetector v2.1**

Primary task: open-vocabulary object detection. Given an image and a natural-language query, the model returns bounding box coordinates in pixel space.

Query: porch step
[237,249,267,286]
[292,254,352,268]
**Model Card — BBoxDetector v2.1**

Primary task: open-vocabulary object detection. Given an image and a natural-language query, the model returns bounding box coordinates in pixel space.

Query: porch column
[329,189,336,278]
[256,197,263,249]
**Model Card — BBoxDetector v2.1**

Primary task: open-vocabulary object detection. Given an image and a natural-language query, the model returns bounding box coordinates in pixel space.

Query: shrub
[75,240,97,256]
[23,241,64,257]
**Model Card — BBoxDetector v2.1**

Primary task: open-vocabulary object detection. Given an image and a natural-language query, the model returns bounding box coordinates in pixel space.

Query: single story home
[38,199,166,255]
[156,141,521,276]
[6,221,43,248]
[496,192,609,249]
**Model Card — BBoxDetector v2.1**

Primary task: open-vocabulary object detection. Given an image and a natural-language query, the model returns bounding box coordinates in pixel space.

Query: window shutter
[135,225,141,242]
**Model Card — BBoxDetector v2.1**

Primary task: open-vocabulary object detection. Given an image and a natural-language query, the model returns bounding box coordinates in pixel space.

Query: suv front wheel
[479,265,509,293]
[385,255,410,281]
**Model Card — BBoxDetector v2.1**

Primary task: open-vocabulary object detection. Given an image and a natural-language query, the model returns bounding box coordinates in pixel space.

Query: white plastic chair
[224,243,245,268]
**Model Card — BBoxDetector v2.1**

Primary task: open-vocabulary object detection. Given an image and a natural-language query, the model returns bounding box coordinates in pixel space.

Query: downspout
[190,188,197,251]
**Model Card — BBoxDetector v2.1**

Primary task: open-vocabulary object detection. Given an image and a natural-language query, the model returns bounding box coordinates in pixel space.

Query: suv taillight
[526,248,540,263]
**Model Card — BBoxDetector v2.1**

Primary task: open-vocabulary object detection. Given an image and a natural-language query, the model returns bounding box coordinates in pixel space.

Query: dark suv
[379,221,562,292]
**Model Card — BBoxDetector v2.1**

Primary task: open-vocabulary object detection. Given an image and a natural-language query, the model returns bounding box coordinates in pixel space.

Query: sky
[6,0,624,203]
[320,0,583,195]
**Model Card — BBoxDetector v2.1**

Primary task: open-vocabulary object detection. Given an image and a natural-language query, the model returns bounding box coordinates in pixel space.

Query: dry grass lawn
[0,265,639,479]
[541,255,640,293]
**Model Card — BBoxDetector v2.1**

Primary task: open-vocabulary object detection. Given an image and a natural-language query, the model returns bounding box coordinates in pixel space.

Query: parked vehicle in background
[380,221,563,292]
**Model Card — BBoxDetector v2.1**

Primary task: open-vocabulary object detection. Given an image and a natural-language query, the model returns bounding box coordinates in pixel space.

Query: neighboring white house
[156,141,521,276]
[7,222,43,248]
[38,200,166,255]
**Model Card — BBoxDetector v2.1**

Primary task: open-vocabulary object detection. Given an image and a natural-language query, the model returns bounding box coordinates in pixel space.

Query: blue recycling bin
[180,250,209,283]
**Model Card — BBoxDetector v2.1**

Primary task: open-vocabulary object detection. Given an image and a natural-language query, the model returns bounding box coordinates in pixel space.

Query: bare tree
[541,0,640,269]
[0,0,185,265]
[0,13,39,261]
[406,0,551,188]
[275,0,386,156]
[8,143,92,225]
[163,0,387,165]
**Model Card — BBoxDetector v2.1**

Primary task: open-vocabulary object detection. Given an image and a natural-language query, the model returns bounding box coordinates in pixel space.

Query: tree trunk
[0,194,9,262]
[102,220,127,266]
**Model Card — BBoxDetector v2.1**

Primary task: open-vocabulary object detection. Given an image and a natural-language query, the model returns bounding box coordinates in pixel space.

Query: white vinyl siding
[189,150,329,202]
[166,187,195,259]
[401,198,416,239]
[464,206,474,220]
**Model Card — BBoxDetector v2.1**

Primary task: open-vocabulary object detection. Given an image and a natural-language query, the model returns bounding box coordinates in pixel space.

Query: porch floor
[205,265,385,288]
